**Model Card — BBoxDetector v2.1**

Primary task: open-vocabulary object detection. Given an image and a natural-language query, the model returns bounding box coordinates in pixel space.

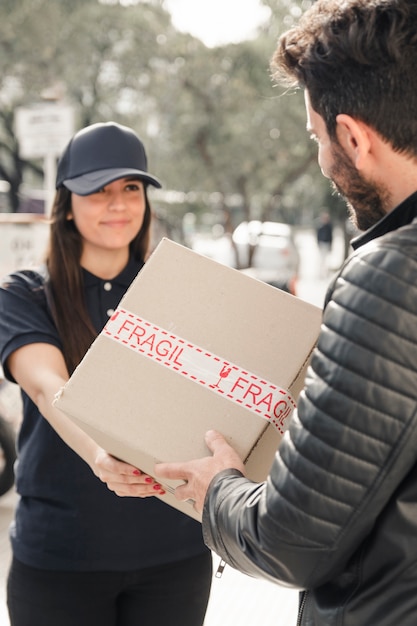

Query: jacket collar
[351,190,417,250]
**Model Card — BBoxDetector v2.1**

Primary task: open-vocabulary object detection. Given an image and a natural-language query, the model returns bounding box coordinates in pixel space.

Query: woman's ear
[335,114,372,170]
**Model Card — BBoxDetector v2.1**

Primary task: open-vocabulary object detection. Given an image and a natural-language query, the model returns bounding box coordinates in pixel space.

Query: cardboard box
[54,238,322,521]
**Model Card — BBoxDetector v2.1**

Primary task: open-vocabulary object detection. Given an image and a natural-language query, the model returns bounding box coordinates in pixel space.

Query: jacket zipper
[297,590,308,626]
[215,558,227,578]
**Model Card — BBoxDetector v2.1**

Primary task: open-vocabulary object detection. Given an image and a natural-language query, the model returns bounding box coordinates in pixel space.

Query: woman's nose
[107,191,126,210]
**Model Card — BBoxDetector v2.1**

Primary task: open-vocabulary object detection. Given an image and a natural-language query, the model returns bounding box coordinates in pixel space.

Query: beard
[329,143,391,231]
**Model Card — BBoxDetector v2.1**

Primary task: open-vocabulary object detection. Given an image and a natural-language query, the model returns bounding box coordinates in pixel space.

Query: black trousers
[7,552,212,626]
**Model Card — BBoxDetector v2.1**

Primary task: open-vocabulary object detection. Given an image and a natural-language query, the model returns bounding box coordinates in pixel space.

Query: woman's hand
[93,449,166,497]
[7,343,166,498]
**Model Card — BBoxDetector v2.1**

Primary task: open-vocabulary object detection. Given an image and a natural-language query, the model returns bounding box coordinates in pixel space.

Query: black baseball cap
[56,122,162,195]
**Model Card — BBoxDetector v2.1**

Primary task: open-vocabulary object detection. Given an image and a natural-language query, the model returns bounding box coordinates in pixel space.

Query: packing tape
[103,307,296,435]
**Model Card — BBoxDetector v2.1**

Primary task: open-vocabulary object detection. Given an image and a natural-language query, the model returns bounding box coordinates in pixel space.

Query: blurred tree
[146,1,328,232]
[162,39,320,223]
[0,0,174,209]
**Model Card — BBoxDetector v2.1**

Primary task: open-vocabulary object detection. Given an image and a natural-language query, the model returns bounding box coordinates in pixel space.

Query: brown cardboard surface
[54,238,322,521]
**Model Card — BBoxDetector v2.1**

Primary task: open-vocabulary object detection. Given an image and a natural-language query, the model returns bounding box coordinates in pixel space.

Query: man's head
[272,0,417,158]
[305,90,391,230]
[272,0,417,228]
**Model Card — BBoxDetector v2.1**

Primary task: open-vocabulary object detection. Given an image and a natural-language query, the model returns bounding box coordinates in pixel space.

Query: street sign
[15,104,74,159]
[15,103,75,215]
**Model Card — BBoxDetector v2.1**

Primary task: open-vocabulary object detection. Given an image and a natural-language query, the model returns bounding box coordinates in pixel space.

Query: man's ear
[336,114,372,170]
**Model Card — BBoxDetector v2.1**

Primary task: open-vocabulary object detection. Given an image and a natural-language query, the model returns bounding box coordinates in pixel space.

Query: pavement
[0,227,340,625]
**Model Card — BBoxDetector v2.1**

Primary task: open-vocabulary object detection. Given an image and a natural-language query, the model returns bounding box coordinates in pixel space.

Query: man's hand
[155,430,245,513]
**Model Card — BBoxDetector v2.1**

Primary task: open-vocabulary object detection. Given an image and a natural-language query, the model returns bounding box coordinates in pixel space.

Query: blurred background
[0,0,357,276]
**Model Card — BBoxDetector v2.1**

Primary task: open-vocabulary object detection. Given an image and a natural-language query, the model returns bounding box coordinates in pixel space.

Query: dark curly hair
[271,0,417,158]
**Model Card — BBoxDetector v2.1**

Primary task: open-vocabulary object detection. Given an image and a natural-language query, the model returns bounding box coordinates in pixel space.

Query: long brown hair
[46,186,152,374]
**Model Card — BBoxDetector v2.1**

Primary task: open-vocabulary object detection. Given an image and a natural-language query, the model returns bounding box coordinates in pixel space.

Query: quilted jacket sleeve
[203,228,417,588]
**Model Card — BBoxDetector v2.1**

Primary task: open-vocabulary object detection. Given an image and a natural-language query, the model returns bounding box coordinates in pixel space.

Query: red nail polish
[145,477,153,484]
[153,484,162,491]
[133,470,141,476]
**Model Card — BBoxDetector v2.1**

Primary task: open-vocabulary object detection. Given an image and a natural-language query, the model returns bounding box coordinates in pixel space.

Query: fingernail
[145,477,153,484]
[153,484,162,491]
[133,470,141,476]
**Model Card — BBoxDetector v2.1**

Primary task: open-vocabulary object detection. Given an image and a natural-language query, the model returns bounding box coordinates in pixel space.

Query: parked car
[232,220,300,295]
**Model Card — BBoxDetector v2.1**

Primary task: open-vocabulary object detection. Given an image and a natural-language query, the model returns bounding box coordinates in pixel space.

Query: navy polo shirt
[0,259,208,571]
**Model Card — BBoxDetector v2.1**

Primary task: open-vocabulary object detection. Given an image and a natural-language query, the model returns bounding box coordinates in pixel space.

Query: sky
[164,0,271,47]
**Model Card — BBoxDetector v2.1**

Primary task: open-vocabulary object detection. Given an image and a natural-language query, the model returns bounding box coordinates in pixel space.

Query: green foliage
[0,0,331,228]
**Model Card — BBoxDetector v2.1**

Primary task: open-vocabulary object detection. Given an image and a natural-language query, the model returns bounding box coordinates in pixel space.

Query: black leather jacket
[203,191,417,625]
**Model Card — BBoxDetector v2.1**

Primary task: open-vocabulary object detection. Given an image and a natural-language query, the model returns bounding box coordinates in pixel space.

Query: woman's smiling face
[69,177,146,256]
